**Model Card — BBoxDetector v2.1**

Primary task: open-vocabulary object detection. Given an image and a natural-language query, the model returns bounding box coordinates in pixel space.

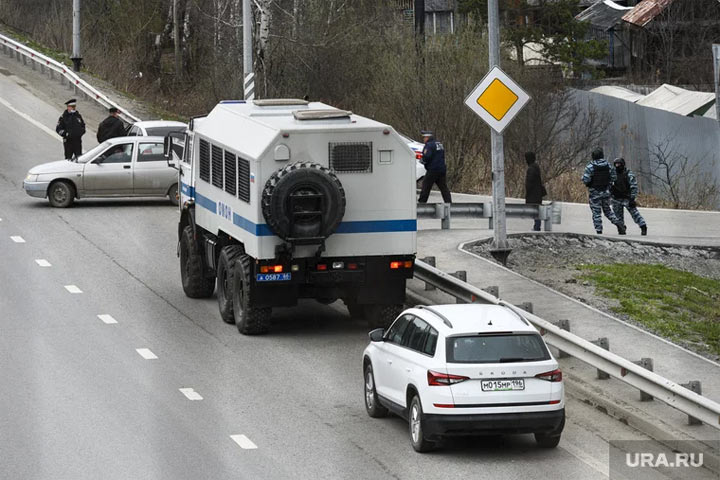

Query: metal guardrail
[413,259,720,429]
[417,201,562,231]
[0,32,141,124]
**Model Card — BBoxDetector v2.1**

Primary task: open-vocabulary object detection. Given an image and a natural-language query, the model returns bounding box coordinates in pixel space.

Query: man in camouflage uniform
[582,148,626,235]
[610,158,647,236]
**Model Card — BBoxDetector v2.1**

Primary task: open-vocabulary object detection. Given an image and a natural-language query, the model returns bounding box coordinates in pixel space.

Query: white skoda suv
[362,304,564,452]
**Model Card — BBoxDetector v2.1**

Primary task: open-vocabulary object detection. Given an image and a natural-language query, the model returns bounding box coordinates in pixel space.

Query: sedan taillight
[427,370,469,386]
[535,369,563,382]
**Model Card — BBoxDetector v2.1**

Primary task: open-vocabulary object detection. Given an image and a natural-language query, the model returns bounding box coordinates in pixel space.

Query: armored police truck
[168,99,417,334]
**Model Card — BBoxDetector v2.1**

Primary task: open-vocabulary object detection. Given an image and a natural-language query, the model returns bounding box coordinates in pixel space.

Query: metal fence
[0,32,141,124]
[416,201,562,230]
[413,259,720,429]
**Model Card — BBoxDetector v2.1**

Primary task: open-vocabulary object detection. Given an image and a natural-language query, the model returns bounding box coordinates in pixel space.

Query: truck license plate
[481,379,525,391]
[256,273,292,282]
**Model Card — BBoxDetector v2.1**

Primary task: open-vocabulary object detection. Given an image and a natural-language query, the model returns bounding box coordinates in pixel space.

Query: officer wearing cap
[55,99,86,160]
[418,130,452,204]
[582,147,626,235]
[97,107,127,143]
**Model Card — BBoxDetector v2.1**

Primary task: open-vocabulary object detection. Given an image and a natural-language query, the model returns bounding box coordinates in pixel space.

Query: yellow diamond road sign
[465,66,530,133]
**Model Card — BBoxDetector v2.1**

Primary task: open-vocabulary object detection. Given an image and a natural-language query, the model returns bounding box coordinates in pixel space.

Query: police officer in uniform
[418,130,452,204]
[582,148,626,235]
[611,157,647,235]
[97,107,127,143]
[55,99,86,160]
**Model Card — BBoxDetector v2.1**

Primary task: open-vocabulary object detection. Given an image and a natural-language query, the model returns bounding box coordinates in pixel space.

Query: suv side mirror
[368,328,385,342]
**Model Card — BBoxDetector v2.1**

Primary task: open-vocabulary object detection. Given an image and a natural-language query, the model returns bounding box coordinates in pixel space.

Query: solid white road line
[179,388,203,401]
[230,435,257,450]
[64,285,82,294]
[0,96,61,142]
[97,314,117,324]
[135,348,158,360]
[35,259,51,267]
[10,236,25,243]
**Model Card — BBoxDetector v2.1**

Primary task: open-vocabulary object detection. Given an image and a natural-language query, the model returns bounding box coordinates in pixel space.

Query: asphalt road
[0,57,677,480]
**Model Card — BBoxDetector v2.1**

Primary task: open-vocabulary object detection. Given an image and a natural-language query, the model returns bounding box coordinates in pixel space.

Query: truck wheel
[232,254,271,335]
[217,245,245,324]
[345,302,364,320]
[365,304,404,329]
[179,225,215,298]
[48,180,75,208]
[261,162,346,240]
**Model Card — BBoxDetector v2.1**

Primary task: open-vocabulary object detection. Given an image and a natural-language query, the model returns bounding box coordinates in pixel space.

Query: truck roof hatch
[293,109,352,121]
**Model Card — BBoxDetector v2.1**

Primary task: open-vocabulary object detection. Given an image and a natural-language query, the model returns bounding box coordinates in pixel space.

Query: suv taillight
[427,370,469,386]
[535,369,562,382]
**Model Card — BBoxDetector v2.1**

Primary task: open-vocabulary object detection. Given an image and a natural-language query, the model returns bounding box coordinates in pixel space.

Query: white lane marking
[136,348,158,360]
[0,96,61,142]
[11,236,25,243]
[230,435,257,450]
[179,388,203,401]
[64,285,82,294]
[97,314,117,324]
[35,259,52,267]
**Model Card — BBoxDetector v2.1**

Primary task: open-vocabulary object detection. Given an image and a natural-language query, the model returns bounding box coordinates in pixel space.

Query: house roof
[590,85,645,102]
[622,0,675,27]
[576,0,634,31]
[636,84,715,116]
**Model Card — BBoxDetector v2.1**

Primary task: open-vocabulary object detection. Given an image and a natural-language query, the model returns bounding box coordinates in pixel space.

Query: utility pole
[488,0,511,263]
[71,0,82,72]
[713,44,720,125]
[243,0,255,101]
[173,0,181,78]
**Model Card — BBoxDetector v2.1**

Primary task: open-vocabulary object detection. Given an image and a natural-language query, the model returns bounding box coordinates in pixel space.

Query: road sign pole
[243,0,255,101]
[71,0,82,72]
[713,44,720,126]
[488,0,511,263]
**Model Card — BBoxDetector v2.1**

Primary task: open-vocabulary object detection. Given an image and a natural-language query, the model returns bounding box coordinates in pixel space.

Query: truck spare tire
[262,162,346,241]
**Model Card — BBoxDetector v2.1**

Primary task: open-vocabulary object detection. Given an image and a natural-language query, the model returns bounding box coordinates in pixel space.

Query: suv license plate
[481,379,525,391]
[256,273,292,282]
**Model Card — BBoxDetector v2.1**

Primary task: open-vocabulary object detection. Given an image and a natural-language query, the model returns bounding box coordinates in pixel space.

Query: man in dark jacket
[582,148,626,235]
[97,107,127,143]
[611,158,647,235]
[55,99,86,160]
[524,151,546,231]
[418,130,452,204]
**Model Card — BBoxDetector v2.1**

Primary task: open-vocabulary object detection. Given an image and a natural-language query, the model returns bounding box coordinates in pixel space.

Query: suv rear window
[446,334,550,364]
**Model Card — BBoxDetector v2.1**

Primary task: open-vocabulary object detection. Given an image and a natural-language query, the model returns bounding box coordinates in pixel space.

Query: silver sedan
[23,136,179,207]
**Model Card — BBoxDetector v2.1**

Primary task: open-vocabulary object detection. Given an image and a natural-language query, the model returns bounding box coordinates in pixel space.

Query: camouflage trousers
[588,189,622,232]
[611,198,646,227]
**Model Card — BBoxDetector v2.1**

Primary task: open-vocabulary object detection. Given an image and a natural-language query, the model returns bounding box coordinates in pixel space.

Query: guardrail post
[482,285,499,298]
[552,319,571,358]
[680,381,702,425]
[49,69,54,80]
[591,337,610,379]
[421,257,436,291]
[518,302,533,314]
[449,271,467,303]
[633,358,654,401]
[440,203,450,230]
[542,202,552,232]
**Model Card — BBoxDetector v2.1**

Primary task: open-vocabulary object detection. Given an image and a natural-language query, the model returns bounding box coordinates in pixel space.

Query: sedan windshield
[446,333,550,364]
[77,142,111,163]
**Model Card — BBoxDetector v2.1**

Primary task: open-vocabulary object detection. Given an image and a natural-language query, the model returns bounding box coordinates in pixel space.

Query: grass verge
[577,263,720,357]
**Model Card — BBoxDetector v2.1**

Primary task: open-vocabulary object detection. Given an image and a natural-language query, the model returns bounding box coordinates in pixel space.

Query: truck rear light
[259,265,284,273]
[535,369,563,382]
[332,261,344,269]
[390,260,413,270]
[427,370,469,386]
[347,263,358,270]
[404,260,413,268]
[316,264,327,271]
[390,261,401,269]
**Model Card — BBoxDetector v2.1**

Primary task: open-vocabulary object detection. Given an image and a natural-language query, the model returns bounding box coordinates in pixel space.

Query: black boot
[641,225,647,236]
[617,224,626,235]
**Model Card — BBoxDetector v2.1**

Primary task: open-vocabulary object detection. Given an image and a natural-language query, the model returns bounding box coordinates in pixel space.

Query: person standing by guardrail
[418,130,452,204]
[582,148,626,235]
[55,99,86,160]
[97,107,126,143]
[610,158,648,236]
[524,151,546,231]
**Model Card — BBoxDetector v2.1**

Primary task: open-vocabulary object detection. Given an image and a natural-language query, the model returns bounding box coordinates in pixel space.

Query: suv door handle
[405,368,412,373]
[387,360,393,365]
[123,165,131,169]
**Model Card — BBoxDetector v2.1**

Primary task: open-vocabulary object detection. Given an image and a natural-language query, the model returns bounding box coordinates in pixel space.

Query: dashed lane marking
[10,236,25,243]
[35,259,51,267]
[136,348,158,360]
[97,314,117,324]
[179,388,203,401]
[230,435,257,450]
[64,285,82,294]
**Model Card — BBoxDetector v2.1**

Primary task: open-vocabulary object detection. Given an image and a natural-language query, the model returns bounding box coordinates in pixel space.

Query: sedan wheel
[48,181,75,208]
